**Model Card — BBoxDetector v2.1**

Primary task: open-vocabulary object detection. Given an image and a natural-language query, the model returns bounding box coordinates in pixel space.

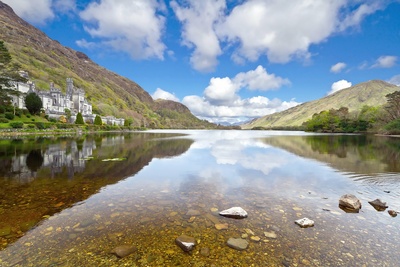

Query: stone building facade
[10,77,124,126]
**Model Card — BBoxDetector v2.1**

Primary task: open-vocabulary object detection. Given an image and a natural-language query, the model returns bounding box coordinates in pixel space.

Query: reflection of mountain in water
[262,135,400,176]
[0,133,193,249]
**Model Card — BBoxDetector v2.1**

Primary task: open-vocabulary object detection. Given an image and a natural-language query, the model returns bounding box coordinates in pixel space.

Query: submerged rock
[368,199,388,211]
[110,245,137,258]
[175,235,196,252]
[294,218,314,228]
[227,238,249,251]
[219,207,248,219]
[339,194,362,213]
[388,210,398,217]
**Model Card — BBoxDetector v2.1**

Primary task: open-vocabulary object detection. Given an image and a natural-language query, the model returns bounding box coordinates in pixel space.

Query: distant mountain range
[241,80,399,129]
[0,1,216,129]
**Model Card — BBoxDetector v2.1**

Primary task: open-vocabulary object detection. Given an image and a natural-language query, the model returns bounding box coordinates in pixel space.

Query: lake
[0,130,399,266]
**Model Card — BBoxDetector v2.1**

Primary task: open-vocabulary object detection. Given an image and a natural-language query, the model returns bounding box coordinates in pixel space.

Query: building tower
[66,78,74,99]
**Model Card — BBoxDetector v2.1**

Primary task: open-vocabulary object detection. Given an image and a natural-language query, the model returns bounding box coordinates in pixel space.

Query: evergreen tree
[75,112,85,124]
[94,115,102,125]
[0,40,27,105]
[24,92,42,115]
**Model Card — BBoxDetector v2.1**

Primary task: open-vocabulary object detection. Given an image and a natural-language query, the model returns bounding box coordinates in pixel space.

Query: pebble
[250,236,261,242]
[175,235,196,252]
[295,218,314,228]
[227,238,249,251]
[110,245,137,258]
[200,247,210,257]
[215,223,229,230]
[264,231,277,239]
[219,207,248,219]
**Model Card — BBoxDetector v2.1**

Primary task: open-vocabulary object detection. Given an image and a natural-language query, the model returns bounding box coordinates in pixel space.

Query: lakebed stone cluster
[338,193,398,216]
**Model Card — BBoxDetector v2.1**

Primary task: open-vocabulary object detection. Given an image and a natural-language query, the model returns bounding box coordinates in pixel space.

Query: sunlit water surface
[0,130,399,266]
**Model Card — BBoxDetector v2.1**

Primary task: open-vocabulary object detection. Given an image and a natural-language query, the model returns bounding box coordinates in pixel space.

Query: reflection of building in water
[10,154,35,183]
[6,139,96,182]
[42,140,96,178]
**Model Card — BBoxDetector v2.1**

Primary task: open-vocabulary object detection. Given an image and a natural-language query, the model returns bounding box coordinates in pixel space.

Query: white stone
[219,207,248,219]
[295,217,314,228]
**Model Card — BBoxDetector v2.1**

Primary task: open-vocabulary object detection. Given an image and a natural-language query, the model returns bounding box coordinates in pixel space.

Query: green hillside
[242,80,399,129]
[0,1,215,129]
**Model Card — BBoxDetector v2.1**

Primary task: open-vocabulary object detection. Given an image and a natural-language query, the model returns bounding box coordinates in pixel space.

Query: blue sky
[4,0,400,124]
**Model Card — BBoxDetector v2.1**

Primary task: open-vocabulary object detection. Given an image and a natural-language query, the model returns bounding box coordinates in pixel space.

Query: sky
[3,0,400,124]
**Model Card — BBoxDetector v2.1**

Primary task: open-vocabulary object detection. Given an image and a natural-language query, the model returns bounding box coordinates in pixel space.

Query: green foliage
[24,92,43,115]
[5,112,14,120]
[304,107,371,133]
[384,91,400,121]
[64,109,71,120]
[75,112,85,124]
[9,121,23,128]
[124,118,133,127]
[384,119,400,134]
[0,40,27,105]
[0,118,9,123]
[94,115,102,125]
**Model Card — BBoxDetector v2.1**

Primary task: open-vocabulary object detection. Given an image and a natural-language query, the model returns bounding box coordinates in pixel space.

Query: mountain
[242,80,399,129]
[0,1,215,129]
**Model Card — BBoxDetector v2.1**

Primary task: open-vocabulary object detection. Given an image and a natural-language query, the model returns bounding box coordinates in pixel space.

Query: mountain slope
[242,80,399,129]
[0,1,214,129]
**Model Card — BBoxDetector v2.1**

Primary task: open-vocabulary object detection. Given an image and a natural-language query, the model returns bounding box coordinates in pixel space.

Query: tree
[0,40,27,105]
[94,115,102,125]
[64,108,71,121]
[24,92,42,115]
[75,112,84,124]
[384,91,400,121]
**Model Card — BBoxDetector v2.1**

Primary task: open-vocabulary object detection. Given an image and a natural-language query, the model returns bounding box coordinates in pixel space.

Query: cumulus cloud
[182,65,297,124]
[371,55,397,68]
[170,0,387,70]
[330,62,347,73]
[3,0,76,24]
[151,88,180,102]
[79,0,166,60]
[233,65,290,90]
[170,0,225,72]
[328,80,352,95]
[3,0,54,25]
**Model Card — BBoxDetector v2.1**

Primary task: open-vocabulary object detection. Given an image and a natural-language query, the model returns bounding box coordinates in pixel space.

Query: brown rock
[110,245,137,258]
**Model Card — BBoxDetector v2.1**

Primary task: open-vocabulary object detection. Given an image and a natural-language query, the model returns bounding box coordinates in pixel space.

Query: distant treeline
[302,91,400,134]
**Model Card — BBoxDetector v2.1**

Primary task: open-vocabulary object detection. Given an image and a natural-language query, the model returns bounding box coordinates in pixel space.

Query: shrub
[31,118,35,121]
[10,121,24,128]
[5,112,14,120]
[27,124,35,129]
[0,106,5,113]
[35,122,45,129]
[49,118,57,123]
[26,114,31,118]
[94,115,102,125]
[0,118,9,123]
[75,112,84,125]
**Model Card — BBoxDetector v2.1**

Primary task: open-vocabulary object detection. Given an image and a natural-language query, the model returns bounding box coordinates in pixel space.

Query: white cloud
[233,65,290,90]
[170,0,225,72]
[388,75,400,86]
[330,62,347,73]
[3,0,76,25]
[182,65,297,123]
[3,0,54,25]
[76,39,97,49]
[170,0,386,70]
[328,80,352,95]
[151,88,180,102]
[80,0,166,60]
[371,55,397,68]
